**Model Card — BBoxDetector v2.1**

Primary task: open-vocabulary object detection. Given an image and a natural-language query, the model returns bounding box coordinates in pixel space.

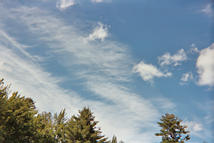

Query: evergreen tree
[54,109,67,143]
[34,112,56,143]
[155,113,190,143]
[0,91,38,142]
[66,107,108,143]
[111,136,124,143]
[0,78,120,143]
[111,136,118,143]
[0,79,8,142]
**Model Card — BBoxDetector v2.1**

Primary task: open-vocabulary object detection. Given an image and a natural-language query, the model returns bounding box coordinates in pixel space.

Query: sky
[0,0,213,143]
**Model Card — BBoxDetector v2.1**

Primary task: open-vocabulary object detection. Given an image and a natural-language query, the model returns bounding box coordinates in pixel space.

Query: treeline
[0,79,191,143]
[0,79,123,143]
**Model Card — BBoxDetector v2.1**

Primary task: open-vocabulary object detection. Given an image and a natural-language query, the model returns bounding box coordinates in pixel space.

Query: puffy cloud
[158,49,187,66]
[87,22,108,41]
[180,72,193,82]
[56,0,75,10]
[133,61,172,82]
[196,43,214,87]
[201,4,213,16]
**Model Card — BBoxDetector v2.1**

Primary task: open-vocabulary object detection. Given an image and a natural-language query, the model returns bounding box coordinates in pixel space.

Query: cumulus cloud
[180,72,193,82]
[87,22,108,41]
[56,0,75,10]
[133,61,172,82]
[158,49,187,66]
[196,43,214,87]
[201,4,213,16]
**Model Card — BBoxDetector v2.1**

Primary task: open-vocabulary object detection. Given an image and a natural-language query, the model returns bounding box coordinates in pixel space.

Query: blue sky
[0,0,213,142]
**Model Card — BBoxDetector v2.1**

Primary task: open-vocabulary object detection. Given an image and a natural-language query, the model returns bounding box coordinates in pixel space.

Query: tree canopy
[155,113,190,143]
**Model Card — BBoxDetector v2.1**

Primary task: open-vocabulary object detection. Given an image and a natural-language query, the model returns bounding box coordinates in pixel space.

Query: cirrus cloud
[201,3,213,16]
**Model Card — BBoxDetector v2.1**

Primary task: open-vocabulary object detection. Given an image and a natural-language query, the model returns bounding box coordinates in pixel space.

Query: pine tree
[66,107,108,143]
[111,136,118,143]
[111,136,124,143]
[0,78,121,143]
[54,109,67,143]
[34,112,56,143]
[155,113,190,143]
[0,79,8,142]
[1,92,38,142]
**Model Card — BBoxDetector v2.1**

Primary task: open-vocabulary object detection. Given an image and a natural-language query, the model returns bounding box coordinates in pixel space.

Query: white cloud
[158,49,187,66]
[180,72,193,82]
[87,22,108,41]
[0,31,81,114]
[183,121,203,136]
[91,0,104,3]
[190,43,199,53]
[133,61,172,82]
[56,0,75,10]
[91,0,111,3]
[201,4,213,16]
[196,43,214,87]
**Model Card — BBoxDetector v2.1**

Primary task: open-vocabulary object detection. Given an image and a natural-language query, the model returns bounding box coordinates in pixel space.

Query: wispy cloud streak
[0,2,176,142]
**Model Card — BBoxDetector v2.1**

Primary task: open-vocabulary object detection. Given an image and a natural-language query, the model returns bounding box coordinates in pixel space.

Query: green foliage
[155,113,190,143]
[111,136,118,143]
[2,78,193,143]
[66,108,107,143]
[34,112,56,143]
[0,79,38,143]
[0,79,8,142]
[66,107,108,143]
[110,135,125,143]
[0,79,111,142]
[54,109,67,143]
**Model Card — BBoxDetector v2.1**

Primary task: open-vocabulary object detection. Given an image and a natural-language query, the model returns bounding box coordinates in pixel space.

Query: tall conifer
[66,107,108,143]
[155,113,190,143]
